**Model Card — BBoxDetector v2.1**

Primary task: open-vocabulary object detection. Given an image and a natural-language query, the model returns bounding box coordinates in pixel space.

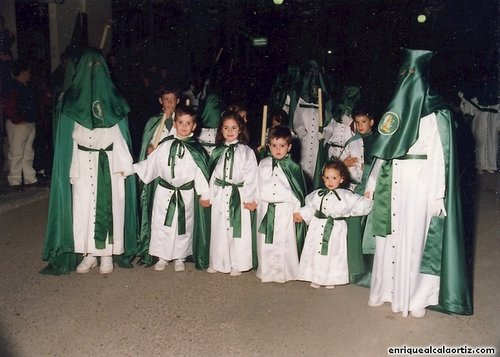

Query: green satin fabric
[41,108,138,274]
[315,189,343,255]
[61,47,130,130]
[314,210,346,255]
[258,202,278,244]
[312,130,327,190]
[137,135,210,268]
[426,110,472,315]
[332,86,360,122]
[371,49,445,161]
[215,178,244,238]
[370,160,393,237]
[77,144,114,249]
[159,179,194,235]
[271,155,308,255]
[168,138,186,178]
[198,91,223,128]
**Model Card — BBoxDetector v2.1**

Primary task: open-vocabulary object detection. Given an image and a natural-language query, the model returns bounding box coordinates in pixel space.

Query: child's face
[354,115,374,135]
[159,93,178,112]
[174,114,196,138]
[268,137,291,160]
[221,118,241,142]
[322,167,344,190]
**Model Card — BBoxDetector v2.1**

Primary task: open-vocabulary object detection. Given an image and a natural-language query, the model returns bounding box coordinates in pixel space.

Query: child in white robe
[134,105,210,272]
[256,126,307,283]
[297,160,373,288]
[207,111,258,276]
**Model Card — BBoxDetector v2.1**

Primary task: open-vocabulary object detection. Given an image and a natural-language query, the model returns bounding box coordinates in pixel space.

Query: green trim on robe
[137,135,211,270]
[425,110,473,315]
[274,154,308,257]
[135,112,169,265]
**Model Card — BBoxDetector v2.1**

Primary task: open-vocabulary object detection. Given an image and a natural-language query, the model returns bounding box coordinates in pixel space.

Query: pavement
[0,173,50,215]
[0,170,498,357]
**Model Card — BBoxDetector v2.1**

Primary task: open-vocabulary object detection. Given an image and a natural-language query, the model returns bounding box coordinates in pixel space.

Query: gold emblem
[378,111,400,135]
[92,100,104,120]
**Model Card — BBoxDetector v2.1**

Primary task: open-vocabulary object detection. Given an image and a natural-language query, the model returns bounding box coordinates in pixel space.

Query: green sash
[215,178,244,238]
[159,179,194,235]
[77,143,114,249]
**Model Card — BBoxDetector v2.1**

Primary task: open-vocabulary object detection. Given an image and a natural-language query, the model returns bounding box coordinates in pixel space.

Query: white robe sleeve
[110,125,134,176]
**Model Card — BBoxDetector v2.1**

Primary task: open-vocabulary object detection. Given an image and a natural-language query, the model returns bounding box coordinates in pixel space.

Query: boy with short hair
[256,125,307,283]
[134,105,210,271]
[339,109,376,190]
[136,86,180,263]
[139,86,179,159]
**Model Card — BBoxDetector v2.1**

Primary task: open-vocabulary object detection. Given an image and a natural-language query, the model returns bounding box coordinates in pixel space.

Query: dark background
[14,0,499,115]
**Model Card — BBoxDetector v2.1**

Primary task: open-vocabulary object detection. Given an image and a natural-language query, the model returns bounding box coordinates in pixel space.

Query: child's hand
[364,191,373,200]
[146,144,155,156]
[243,201,257,211]
[293,212,303,223]
[199,198,211,208]
[343,155,359,167]
[257,145,264,152]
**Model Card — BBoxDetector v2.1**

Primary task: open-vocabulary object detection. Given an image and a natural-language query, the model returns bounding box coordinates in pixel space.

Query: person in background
[3,61,38,190]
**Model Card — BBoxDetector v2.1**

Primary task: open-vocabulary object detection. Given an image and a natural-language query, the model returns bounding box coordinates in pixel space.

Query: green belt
[398,154,427,160]
[299,103,319,109]
[371,154,427,237]
[314,210,346,255]
[215,177,244,238]
[258,202,283,244]
[159,179,194,235]
[78,143,114,249]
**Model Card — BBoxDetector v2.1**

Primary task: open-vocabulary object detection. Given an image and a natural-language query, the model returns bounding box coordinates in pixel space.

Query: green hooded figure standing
[41,47,138,275]
[366,49,472,317]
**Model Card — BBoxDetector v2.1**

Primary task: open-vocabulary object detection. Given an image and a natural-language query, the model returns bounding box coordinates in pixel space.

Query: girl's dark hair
[268,125,292,145]
[215,110,250,145]
[322,159,351,189]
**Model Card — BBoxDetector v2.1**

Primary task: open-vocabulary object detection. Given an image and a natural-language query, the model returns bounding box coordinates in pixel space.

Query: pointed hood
[60,47,130,129]
[371,49,446,160]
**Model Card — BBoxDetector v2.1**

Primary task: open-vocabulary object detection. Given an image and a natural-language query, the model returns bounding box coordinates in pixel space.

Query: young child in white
[256,126,307,283]
[297,160,373,288]
[339,110,376,190]
[207,111,258,276]
[134,105,210,272]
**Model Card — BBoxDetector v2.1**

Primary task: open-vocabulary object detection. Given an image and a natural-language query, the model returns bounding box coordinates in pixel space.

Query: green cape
[369,49,472,315]
[41,49,138,275]
[137,135,211,270]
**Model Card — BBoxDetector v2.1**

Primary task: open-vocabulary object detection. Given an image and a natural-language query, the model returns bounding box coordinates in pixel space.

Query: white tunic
[70,123,133,256]
[338,136,364,190]
[198,127,217,156]
[460,97,499,172]
[292,97,321,182]
[134,135,210,261]
[367,113,445,316]
[324,114,355,159]
[298,189,372,286]
[209,143,258,273]
[256,157,302,283]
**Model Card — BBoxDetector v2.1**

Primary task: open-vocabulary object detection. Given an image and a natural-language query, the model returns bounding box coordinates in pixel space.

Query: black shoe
[9,185,24,192]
